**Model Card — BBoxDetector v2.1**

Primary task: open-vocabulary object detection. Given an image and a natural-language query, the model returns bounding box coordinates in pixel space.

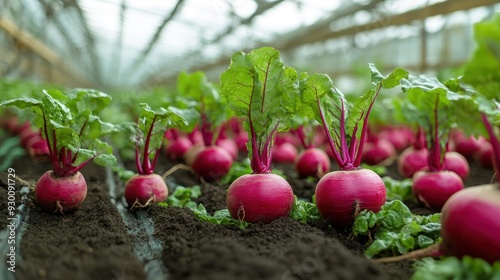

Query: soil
[0,150,495,280]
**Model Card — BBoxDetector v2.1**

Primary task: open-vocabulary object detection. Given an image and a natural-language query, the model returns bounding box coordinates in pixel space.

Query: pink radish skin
[378,127,412,152]
[226,173,294,223]
[124,173,168,208]
[453,132,488,159]
[216,138,239,160]
[27,137,50,157]
[474,142,493,168]
[315,169,386,228]
[361,138,396,166]
[398,147,428,178]
[272,142,298,164]
[412,170,463,211]
[443,152,470,181]
[441,184,500,264]
[234,132,249,153]
[35,170,87,213]
[191,145,233,182]
[165,137,192,161]
[295,148,330,178]
[183,144,205,166]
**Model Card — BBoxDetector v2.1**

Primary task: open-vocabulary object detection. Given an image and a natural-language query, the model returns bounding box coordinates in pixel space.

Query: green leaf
[369,63,409,89]
[353,200,442,258]
[93,153,117,167]
[290,197,321,223]
[412,257,500,280]
[220,47,299,171]
[382,176,414,202]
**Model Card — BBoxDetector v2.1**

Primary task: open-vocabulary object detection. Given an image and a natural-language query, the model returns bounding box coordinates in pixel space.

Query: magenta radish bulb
[272,142,298,164]
[295,148,330,178]
[124,174,169,208]
[216,138,239,160]
[298,66,407,228]
[474,142,493,168]
[165,136,192,161]
[226,174,294,223]
[361,138,396,166]
[443,151,470,181]
[191,145,233,182]
[220,47,299,223]
[35,171,87,213]
[397,147,428,178]
[441,184,500,263]
[315,169,386,228]
[412,170,463,211]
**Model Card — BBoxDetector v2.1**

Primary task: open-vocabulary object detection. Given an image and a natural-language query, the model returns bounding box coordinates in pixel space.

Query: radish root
[372,243,443,263]
[161,164,193,180]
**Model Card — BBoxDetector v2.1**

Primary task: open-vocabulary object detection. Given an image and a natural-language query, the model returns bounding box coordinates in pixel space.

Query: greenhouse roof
[0,0,498,89]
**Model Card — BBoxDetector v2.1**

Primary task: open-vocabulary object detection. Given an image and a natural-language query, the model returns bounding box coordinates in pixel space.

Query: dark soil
[1,150,495,280]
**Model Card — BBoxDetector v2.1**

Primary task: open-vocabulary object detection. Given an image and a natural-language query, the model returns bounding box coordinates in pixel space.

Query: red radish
[316,169,386,228]
[292,125,331,177]
[378,126,413,152]
[26,137,50,157]
[398,147,428,178]
[443,151,470,181]
[19,126,40,148]
[183,143,205,166]
[0,89,117,213]
[440,183,500,263]
[124,103,188,209]
[271,142,298,163]
[216,138,239,160]
[295,148,330,178]
[474,141,493,168]
[361,138,396,166]
[221,47,297,223]
[301,66,407,228]
[452,130,488,159]
[35,170,87,213]
[165,136,192,161]
[226,174,294,223]
[124,173,168,208]
[234,131,249,153]
[191,145,233,182]
[412,170,463,211]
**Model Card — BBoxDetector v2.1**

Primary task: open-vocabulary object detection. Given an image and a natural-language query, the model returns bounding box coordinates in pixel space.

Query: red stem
[142,115,157,174]
[295,126,311,149]
[317,93,343,168]
[428,96,443,171]
[353,85,382,167]
[481,113,500,184]
[41,109,54,160]
[135,146,144,174]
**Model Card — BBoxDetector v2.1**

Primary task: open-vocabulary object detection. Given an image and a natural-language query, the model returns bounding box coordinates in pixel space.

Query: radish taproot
[124,103,189,209]
[0,89,117,213]
[300,64,408,228]
[221,47,297,223]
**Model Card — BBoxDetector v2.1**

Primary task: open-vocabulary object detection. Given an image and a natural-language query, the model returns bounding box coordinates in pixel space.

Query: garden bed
[1,153,495,280]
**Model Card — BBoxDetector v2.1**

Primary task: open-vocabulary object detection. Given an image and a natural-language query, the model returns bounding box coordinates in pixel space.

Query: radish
[300,65,408,228]
[378,125,413,153]
[474,141,493,168]
[0,89,117,213]
[35,170,87,213]
[361,137,396,166]
[292,125,330,178]
[271,142,298,164]
[165,136,192,161]
[397,74,474,210]
[295,148,330,178]
[124,103,189,209]
[443,151,470,181]
[176,71,233,181]
[397,127,428,178]
[221,47,298,223]
[451,129,488,159]
[191,145,233,182]
[398,147,428,178]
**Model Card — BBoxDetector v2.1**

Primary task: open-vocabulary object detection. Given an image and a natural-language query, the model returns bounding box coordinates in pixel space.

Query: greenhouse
[1,0,499,279]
